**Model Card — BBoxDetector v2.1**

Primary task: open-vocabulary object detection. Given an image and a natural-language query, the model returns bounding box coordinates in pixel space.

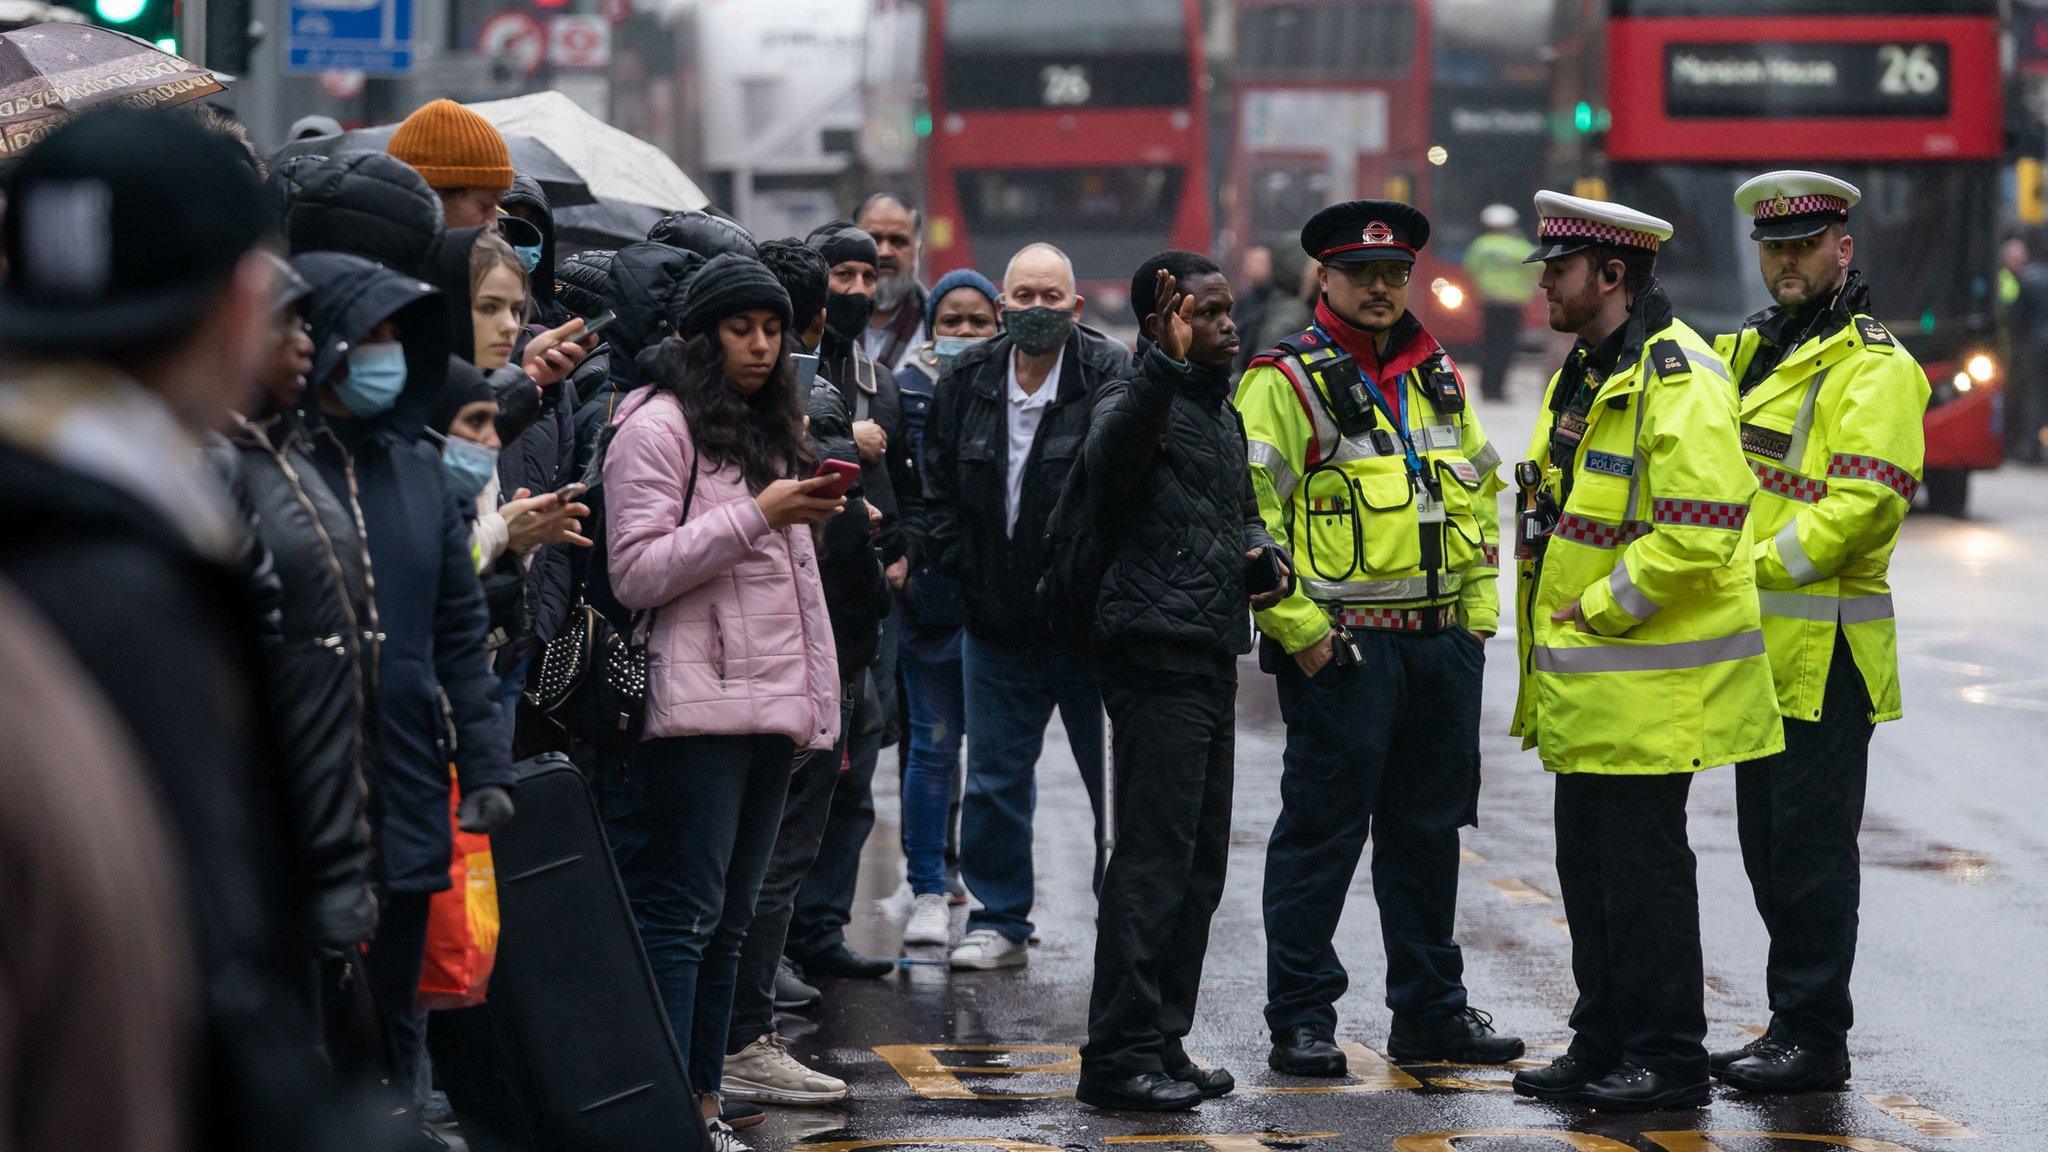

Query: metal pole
[184,0,207,66]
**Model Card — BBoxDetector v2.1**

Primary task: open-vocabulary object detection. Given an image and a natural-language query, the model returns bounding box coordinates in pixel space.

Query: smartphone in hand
[792,352,820,395]
[811,458,861,499]
[1245,547,1287,596]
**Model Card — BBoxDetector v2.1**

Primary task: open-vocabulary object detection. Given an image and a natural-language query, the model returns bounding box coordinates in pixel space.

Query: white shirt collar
[1006,346,1064,409]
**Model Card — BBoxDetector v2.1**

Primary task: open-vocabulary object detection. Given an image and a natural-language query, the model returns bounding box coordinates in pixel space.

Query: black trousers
[1554,772,1707,1079]
[1478,303,1523,399]
[1736,628,1873,1050]
[789,670,881,959]
[1263,629,1482,1035]
[363,890,432,1107]
[1082,655,1236,1078]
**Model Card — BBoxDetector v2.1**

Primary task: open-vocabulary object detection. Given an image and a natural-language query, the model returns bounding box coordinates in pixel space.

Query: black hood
[288,151,445,278]
[555,248,615,321]
[262,153,330,226]
[501,173,558,318]
[292,250,450,441]
[430,226,487,366]
[605,241,704,365]
[647,210,757,260]
[430,356,499,437]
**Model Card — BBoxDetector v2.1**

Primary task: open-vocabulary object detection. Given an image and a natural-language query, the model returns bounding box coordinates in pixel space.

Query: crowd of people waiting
[0,92,1283,1151]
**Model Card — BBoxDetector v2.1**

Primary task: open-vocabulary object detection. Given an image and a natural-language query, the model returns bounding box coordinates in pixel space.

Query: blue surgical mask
[440,435,500,502]
[932,334,988,371]
[333,342,408,417]
[514,244,543,274]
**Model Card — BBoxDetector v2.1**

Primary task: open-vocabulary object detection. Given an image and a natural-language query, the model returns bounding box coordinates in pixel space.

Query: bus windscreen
[941,0,1190,110]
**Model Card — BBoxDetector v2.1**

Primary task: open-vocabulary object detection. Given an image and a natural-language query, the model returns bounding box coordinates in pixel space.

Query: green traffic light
[94,0,146,23]
[1573,101,1594,134]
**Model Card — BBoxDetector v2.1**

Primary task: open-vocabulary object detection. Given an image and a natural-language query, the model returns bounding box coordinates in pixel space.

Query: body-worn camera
[1515,460,1561,560]
[1312,352,1381,437]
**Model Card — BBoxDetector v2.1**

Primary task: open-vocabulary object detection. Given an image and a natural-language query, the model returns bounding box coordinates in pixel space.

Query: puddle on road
[1866,840,1993,883]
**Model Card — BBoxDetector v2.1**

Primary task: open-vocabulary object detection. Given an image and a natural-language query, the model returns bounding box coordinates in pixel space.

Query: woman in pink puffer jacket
[601,253,846,1140]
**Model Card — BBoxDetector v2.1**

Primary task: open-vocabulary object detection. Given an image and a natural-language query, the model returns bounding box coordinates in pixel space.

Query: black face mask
[826,291,875,340]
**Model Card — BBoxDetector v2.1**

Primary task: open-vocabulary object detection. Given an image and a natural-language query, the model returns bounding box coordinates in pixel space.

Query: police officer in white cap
[1707,171,1928,1094]
[1508,191,1781,1111]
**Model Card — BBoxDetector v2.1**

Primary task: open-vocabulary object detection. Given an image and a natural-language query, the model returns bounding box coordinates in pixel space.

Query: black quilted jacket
[1085,341,1276,657]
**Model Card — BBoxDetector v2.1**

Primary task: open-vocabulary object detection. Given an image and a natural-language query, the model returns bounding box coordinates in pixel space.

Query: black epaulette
[1648,339,1691,381]
[1853,315,1896,350]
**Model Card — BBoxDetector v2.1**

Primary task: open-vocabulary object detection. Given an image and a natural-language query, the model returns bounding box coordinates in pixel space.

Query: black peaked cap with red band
[1301,199,1430,267]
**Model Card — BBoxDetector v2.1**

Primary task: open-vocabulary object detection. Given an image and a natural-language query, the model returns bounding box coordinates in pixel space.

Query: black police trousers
[1263,628,1482,1036]
[1735,628,1873,1051]
[1555,771,1708,1080]
[1082,651,1236,1078]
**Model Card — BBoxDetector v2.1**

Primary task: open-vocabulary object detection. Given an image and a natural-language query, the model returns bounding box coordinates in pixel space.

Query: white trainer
[948,928,1028,970]
[706,1119,751,1152]
[904,893,952,946]
[721,1034,850,1105]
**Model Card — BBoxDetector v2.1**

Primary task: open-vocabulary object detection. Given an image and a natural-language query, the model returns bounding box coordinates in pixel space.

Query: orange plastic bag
[417,771,500,1009]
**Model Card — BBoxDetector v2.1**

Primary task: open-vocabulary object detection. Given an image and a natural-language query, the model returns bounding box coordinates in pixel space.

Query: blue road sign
[287,0,413,75]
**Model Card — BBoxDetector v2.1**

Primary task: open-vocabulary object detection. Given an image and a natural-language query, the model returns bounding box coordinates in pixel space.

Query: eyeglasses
[1334,263,1412,288]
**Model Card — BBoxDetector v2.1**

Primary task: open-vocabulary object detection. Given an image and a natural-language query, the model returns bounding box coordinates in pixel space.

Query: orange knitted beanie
[388,99,513,192]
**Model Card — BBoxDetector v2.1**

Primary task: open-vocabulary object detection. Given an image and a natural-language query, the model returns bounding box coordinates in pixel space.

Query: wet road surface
[743,379,2048,1152]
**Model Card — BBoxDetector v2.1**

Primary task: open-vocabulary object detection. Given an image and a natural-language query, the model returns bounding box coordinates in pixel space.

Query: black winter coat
[293,251,515,893]
[0,386,343,1151]
[287,151,444,277]
[806,369,890,677]
[215,414,380,948]
[1086,342,1277,663]
[821,334,921,567]
[922,323,1134,646]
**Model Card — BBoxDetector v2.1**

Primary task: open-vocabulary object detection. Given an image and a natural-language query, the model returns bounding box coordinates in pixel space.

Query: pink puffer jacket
[604,386,840,751]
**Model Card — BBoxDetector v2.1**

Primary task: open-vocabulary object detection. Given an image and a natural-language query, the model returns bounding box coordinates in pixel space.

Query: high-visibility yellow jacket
[1463,231,1542,305]
[1511,296,1783,775]
[1237,319,1502,653]
[1714,299,1928,723]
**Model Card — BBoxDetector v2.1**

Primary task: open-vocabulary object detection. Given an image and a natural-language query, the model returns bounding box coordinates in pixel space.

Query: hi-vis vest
[1714,311,1928,723]
[1236,326,1502,655]
[1510,314,1783,775]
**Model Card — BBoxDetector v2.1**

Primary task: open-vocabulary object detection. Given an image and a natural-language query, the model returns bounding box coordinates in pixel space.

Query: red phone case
[813,459,860,498]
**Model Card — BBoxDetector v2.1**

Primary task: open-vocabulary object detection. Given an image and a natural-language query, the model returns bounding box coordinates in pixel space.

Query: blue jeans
[960,635,1107,943]
[600,733,792,1099]
[900,644,965,896]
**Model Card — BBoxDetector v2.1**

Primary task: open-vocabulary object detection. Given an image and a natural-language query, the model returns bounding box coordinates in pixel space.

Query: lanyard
[1313,321,1423,478]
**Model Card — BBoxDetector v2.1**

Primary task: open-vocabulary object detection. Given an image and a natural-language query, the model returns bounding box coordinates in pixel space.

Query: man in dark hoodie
[287,151,446,279]
[0,108,371,1152]
[502,173,565,325]
[293,248,519,1123]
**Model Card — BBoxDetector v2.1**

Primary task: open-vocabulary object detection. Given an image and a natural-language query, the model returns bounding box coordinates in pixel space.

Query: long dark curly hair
[648,330,814,494]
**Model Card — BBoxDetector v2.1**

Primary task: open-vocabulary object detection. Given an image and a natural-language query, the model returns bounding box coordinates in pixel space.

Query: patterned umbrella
[0,23,225,156]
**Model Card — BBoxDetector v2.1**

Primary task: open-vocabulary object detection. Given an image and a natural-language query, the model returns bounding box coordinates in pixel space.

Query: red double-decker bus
[910,0,1210,317]
[1553,0,2005,511]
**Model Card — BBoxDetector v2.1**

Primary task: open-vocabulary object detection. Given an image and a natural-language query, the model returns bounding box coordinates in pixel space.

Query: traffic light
[55,0,178,53]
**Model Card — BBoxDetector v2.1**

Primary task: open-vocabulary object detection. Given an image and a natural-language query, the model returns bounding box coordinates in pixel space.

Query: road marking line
[1106,1135,1342,1151]
[1863,1093,1981,1139]
[1703,976,1727,998]
[873,1044,1079,1100]
[1548,917,1571,935]
[1461,845,1486,864]
[1487,877,1553,903]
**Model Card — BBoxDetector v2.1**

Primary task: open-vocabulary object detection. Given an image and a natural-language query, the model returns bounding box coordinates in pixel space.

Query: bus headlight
[1431,278,1465,310]
[1952,371,1973,393]
[1966,353,1995,383]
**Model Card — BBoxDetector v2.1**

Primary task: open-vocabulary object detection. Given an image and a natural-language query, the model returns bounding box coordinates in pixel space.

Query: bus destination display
[1664,41,1950,118]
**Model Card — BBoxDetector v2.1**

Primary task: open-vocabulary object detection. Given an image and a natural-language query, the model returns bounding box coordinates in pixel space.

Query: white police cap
[1735,170,1861,242]
[1525,190,1674,264]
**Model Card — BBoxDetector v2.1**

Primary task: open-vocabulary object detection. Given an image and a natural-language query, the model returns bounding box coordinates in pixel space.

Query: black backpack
[1036,452,1116,650]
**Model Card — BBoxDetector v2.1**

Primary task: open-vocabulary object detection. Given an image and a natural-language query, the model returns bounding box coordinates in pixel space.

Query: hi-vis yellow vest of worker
[1714,289,1928,724]
[1511,293,1783,775]
[1237,319,1502,654]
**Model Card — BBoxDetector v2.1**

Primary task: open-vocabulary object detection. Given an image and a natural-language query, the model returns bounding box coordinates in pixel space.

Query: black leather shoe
[1576,1063,1711,1112]
[1388,1006,1526,1064]
[1710,1032,1770,1074]
[1511,1051,1612,1101]
[1075,1071,1204,1112]
[1717,1039,1851,1093]
[774,957,824,1010]
[1165,1064,1236,1099]
[796,942,894,980]
[720,1100,765,1131]
[1268,1026,1347,1077]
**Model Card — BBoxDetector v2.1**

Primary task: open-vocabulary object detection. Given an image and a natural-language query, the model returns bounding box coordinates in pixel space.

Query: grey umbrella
[273,124,594,208]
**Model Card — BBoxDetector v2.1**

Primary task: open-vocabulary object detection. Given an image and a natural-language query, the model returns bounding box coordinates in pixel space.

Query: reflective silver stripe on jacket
[1775,520,1823,585]
[1302,573,1460,603]
[1470,441,1501,476]
[1759,590,1896,624]
[1607,560,1662,623]
[1690,354,1731,384]
[1532,629,1766,674]
[1783,369,1828,467]
[1247,438,1297,501]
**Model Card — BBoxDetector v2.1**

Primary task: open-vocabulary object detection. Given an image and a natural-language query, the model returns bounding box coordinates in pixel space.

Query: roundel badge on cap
[1362,220,1394,246]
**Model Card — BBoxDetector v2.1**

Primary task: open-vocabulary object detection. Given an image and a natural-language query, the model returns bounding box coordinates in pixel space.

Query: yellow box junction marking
[1644,1133,1924,1152]
[1862,1094,1982,1140]
[1486,877,1554,904]
[876,1043,1423,1100]
[1394,1132,1639,1151]
[1104,1136,1341,1151]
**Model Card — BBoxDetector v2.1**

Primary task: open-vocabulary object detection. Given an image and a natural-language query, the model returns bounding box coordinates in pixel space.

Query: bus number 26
[1041,65,1092,106]
[1877,44,1940,97]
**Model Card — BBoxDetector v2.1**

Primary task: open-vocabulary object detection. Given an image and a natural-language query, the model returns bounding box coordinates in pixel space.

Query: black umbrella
[554,198,667,254]
[274,124,594,208]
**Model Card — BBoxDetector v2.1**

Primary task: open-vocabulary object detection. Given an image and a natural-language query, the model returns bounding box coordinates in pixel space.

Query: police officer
[1238,199,1522,1079]
[1707,172,1928,1093]
[1506,191,1782,1112]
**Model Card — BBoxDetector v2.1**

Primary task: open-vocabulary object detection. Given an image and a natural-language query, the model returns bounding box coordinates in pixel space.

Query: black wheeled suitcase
[432,753,710,1152]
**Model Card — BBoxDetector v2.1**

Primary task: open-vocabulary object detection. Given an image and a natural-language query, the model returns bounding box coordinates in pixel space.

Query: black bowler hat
[1300,199,1430,266]
[0,107,267,353]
